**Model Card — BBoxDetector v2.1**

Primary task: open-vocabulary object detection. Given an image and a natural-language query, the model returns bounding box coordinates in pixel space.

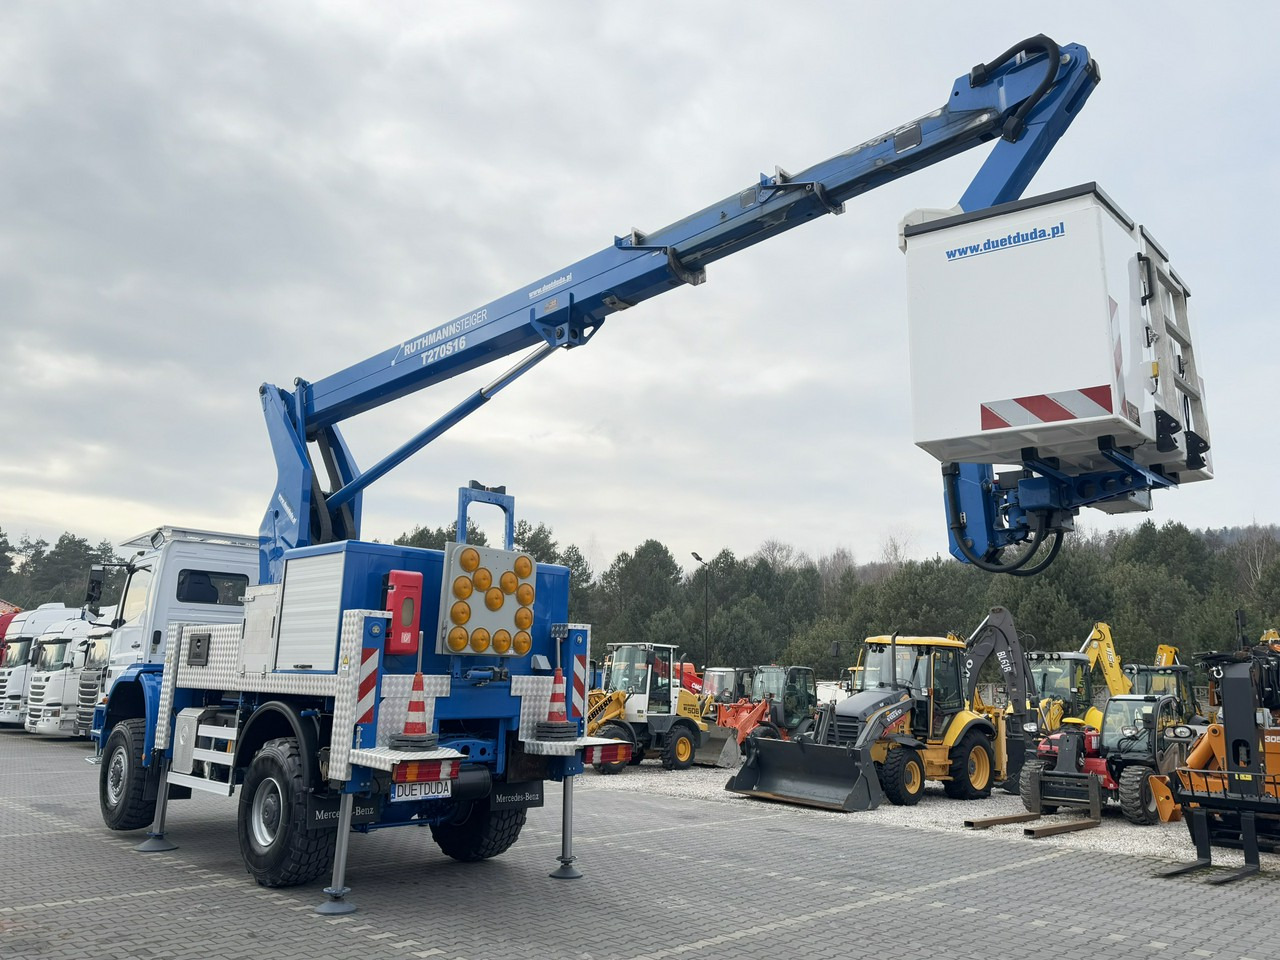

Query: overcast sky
[2,3,1276,578]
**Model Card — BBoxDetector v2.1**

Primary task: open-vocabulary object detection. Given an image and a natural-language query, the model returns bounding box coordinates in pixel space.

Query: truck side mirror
[85,566,105,605]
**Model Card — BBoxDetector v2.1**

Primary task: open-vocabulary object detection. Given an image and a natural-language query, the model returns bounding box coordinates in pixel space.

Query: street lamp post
[691,552,709,670]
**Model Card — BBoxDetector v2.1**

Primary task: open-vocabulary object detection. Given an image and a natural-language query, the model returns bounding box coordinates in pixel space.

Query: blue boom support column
[259,36,1106,584]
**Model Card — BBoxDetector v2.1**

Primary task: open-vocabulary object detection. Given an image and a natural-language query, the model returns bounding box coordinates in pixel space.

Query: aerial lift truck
[97,34,1212,912]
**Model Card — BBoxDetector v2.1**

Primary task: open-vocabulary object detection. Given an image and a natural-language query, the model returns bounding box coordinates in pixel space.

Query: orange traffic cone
[389,672,439,751]
[535,668,576,741]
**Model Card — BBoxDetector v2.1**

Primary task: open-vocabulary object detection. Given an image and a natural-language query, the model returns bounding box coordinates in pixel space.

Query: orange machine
[1151,642,1280,883]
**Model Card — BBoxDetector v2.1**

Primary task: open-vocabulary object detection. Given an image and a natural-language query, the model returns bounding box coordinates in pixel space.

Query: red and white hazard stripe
[356,647,380,725]
[571,654,587,720]
[980,385,1113,431]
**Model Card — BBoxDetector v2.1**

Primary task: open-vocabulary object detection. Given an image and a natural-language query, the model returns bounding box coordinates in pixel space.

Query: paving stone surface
[2,727,1278,960]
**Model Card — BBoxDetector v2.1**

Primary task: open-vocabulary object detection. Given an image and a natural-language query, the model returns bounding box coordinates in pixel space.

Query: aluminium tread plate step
[167,770,235,796]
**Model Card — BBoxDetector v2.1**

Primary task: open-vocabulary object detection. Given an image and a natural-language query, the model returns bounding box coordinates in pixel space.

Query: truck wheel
[661,724,698,771]
[1119,766,1159,825]
[237,738,334,888]
[1019,760,1058,814]
[880,748,925,806]
[100,718,159,831]
[430,802,526,861]
[594,722,632,775]
[742,724,781,763]
[943,731,994,800]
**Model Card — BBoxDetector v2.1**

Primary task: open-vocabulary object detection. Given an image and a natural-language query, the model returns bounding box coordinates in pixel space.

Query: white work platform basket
[902,183,1211,499]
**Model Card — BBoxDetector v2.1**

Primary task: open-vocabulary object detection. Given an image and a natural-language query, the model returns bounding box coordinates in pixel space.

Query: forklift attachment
[725,737,882,812]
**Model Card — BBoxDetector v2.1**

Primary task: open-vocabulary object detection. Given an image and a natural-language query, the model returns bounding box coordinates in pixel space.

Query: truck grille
[0,671,9,700]
[28,677,48,713]
[77,670,104,733]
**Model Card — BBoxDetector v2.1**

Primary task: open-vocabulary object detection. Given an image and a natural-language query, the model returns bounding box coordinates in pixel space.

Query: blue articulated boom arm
[259,35,1100,584]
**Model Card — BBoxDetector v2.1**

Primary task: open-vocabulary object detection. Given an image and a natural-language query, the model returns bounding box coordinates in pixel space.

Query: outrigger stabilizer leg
[136,760,178,852]
[316,792,357,914]
[549,775,582,879]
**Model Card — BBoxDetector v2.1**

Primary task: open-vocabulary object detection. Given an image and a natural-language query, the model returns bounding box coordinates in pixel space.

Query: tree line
[5,519,1278,680]
[398,518,1280,677]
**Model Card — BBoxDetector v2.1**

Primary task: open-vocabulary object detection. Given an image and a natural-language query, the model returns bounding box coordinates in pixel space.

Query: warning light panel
[437,542,536,657]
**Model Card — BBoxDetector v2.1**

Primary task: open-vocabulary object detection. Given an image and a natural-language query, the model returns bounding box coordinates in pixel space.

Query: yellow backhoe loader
[726,607,1036,811]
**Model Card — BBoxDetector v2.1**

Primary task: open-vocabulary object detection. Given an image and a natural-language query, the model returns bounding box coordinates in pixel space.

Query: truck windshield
[83,637,110,669]
[35,641,70,671]
[751,667,786,701]
[604,647,648,695]
[1,640,33,667]
[857,644,930,693]
[119,567,153,625]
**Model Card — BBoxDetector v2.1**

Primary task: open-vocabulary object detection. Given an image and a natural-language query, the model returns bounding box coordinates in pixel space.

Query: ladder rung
[191,747,235,766]
[197,723,238,741]
[167,771,235,796]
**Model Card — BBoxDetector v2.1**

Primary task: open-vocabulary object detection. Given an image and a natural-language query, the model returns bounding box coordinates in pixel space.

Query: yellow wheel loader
[726,607,1035,811]
[586,643,739,773]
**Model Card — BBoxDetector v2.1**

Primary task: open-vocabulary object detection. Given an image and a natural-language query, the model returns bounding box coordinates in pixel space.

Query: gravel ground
[575,758,1280,870]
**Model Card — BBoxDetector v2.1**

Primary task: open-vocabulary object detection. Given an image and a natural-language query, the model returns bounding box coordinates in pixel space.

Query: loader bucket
[725,736,882,812]
[694,723,742,768]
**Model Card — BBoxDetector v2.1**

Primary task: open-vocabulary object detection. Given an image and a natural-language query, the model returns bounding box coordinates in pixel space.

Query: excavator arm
[1079,622,1133,696]
[256,35,1104,583]
[961,606,1038,783]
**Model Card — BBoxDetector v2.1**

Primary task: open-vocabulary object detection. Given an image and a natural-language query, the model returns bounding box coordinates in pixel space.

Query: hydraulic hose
[1006,529,1063,577]
[969,34,1062,142]
[942,464,1062,575]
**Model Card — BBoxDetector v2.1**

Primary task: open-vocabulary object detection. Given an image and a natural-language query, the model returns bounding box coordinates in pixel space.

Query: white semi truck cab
[26,618,95,736]
[0,603,75,726]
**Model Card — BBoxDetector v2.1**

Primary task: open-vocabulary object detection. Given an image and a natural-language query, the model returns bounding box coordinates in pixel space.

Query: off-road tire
[742,723,781,763]
[943,730,995,800]
[880,748,925,806]
[430,803,527,862]
[100,718,160,831]
[594,722,633,775]
[661,723,698,771]
[1018,759,1058,815]
[1119,765,1160,825]
[238,738,334,888]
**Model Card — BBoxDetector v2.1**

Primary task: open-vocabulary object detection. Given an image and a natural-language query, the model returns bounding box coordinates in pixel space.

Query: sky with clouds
[2,2,1276,578]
